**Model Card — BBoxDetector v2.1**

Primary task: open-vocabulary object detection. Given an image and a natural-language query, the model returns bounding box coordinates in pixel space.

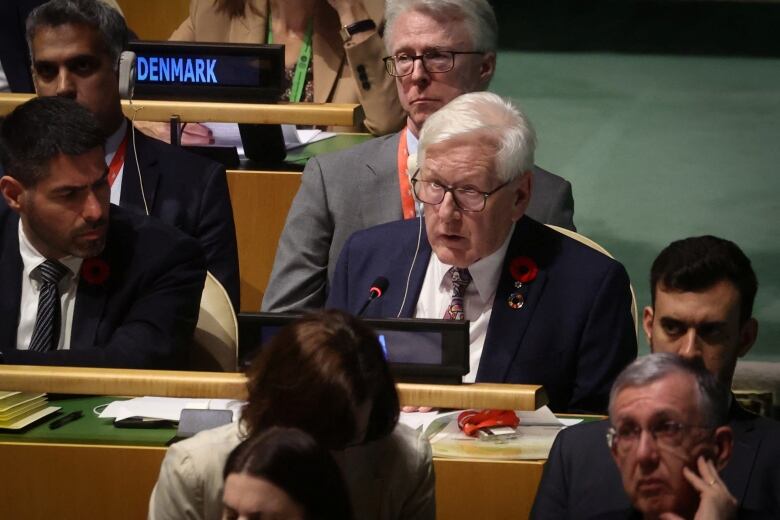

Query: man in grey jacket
[263,0,575,311]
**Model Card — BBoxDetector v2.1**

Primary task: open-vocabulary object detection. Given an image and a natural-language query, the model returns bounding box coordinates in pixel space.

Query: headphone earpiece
[118,51,136,100]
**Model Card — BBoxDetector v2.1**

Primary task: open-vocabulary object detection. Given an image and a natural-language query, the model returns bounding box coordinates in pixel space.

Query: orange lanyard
[107,129,129,187]
[396,127,416,220]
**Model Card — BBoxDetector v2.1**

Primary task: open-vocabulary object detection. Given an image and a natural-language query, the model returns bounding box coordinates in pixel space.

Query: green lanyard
[268,14,313,103]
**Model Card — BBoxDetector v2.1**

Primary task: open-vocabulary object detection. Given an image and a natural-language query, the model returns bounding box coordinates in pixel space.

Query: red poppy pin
[81,257,110,285]
[510,256,538,284]
[507,256,538,309]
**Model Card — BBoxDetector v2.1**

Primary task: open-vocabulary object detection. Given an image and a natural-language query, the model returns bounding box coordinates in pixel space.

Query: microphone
[357,276,389,317]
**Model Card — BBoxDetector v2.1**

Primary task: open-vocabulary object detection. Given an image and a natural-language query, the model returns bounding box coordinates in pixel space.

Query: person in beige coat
[142,0,403,143]
[148,310,435,520]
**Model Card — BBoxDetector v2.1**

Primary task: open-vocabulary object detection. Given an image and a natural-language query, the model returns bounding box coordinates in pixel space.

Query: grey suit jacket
[262,132,576,312]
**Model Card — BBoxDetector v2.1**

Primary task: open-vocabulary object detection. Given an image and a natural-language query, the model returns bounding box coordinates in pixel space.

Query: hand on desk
[134,120,214,145]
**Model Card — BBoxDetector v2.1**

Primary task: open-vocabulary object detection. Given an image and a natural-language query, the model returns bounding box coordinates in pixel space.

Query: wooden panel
[116,0,190,40]
[0,442,166,519]
[434,458,546,520]
[0,94,362,127]
[0,442,546,520]
[0,366,545,410]
[226,171,301,311]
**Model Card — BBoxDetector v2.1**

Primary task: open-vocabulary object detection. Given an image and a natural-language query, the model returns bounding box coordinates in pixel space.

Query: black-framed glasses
[383,50,484,77]
[411,173,510,212]
[606,420,712,454]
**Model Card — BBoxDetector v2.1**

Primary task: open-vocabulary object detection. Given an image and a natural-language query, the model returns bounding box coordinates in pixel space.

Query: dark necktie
[444,267,472,320]
[28,260,70,352]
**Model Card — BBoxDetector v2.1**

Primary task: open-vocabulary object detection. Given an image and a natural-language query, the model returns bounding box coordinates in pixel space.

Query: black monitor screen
[128,41,284,102]
[238,313,469,384]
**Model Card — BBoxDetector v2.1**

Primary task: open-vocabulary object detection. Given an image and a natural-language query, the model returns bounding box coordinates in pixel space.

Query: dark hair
[650,235,758,325]
[241,310,399,449]
[213,0,261,19]
[223,427,354,520]
[0,96,105,186]
[26,0,129,67]
[609,353,730,429]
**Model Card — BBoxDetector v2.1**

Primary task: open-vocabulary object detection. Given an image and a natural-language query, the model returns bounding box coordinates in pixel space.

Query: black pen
[49,410,83,430]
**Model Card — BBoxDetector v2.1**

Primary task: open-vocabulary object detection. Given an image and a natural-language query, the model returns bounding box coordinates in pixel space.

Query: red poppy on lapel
[509,256,538,284]
[81,257,110,285]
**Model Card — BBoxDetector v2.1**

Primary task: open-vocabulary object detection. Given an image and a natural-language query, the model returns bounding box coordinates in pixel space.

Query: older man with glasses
[607,354,737,519]
[263,0,576,313]
[327,92,636,414]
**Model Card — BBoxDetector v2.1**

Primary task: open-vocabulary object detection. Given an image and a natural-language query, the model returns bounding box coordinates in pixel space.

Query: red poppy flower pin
[507,256,538,309]
[81,257,110,285]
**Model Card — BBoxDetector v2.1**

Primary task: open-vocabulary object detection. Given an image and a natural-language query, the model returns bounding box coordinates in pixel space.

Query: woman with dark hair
[149,310,434,520]
[221,427,353,520]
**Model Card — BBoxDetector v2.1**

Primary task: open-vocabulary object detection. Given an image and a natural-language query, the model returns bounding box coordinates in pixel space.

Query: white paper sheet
[98,396,246,422]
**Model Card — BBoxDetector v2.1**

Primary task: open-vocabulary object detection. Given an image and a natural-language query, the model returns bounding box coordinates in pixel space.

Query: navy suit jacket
[531,404,780,519]
[327,216,637,413]
[0,0,38,93]
[122,128,239,309]
[0,200,206,369]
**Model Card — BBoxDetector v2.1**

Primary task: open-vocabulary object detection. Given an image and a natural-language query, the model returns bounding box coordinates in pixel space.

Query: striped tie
[444,267,472,320]
[28,260,70,352]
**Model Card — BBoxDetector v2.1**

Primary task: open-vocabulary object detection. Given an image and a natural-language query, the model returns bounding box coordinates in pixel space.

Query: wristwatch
[340,19,377,42]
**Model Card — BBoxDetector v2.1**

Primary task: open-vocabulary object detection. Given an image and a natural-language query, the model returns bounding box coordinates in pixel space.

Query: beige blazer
[148,421,435,520]
[170,0,404,135]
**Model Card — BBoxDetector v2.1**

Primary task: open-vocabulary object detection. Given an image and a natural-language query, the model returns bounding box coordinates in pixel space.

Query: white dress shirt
[105,119,128,204]
[16,222,83,350]
[413,225,514,382]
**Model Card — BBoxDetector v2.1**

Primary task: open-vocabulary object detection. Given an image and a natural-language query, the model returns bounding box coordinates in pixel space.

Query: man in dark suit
[604,354,737,519]
[531,236,780,518]
[263,0,575,312]
[327,92,636,413]
[25,0,239,309]
[0,96,206,368]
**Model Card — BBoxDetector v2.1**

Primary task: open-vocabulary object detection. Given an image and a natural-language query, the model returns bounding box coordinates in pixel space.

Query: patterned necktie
[444,267,472,320]
[28,260,70,352]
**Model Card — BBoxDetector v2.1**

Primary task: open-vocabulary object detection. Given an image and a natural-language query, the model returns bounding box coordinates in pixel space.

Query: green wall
[491,52,780,359]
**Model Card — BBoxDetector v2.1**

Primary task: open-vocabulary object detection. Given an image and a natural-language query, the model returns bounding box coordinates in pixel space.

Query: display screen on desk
[128,41,284,102]
[238,313,470,384]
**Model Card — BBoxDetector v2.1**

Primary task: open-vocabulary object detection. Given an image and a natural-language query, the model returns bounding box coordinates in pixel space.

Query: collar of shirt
[104,118,128,165]
[18,221,83,286]
[431,222,515,304]
[405,127,419,156]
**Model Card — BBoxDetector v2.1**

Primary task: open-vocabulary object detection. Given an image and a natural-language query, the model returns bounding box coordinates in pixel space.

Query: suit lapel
[312,3,343,103]
[374,221,431,318]
[360,134,404,227]
[120,128,159,215]
[0,210,23,350]
[476,218,550,382]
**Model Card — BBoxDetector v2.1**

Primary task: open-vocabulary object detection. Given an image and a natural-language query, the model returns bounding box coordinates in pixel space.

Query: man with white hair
[327,92,636,413]
[263,0,576,312]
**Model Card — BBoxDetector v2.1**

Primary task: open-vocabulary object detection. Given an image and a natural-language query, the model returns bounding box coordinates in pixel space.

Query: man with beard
[0,96,205,368]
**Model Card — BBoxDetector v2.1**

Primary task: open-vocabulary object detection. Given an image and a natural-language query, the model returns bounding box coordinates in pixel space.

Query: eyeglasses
[411,174,510,212]
[383,50,484,77]
[606,420,712,454]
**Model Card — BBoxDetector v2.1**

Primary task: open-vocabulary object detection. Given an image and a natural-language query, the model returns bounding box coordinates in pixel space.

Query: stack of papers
[0,391,60,430]
[99,396,245,423]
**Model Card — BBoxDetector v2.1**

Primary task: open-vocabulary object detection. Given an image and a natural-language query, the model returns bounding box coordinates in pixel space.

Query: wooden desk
[0,393,551,520]
[0,93,363,128]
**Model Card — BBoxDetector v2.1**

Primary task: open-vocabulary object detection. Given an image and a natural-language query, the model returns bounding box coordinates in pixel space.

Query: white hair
[384,0,498,53]
[417,92,536,182]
